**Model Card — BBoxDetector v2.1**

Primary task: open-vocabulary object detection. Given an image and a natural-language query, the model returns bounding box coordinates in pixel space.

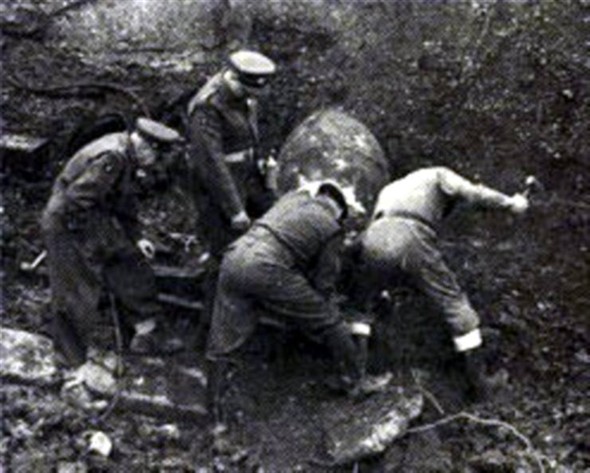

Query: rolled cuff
[453,328,482,352]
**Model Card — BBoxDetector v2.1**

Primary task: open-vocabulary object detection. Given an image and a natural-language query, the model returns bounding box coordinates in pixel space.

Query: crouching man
[359,167,529,400]
[41,117,185,366]
[206,179,384,433]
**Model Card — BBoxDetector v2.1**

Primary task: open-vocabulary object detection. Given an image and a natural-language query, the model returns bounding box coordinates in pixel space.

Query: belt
[224,148,252,164]
[375,210,435,231]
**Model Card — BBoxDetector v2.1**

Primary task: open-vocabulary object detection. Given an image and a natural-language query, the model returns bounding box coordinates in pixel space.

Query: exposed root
[408,411,547,473]
[5,71,151,117]
[410,368,445,415]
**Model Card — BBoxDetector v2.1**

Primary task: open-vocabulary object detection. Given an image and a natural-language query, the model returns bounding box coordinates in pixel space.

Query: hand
[509,193,529,214]
[137,238,156,259]
[230,211,251,231]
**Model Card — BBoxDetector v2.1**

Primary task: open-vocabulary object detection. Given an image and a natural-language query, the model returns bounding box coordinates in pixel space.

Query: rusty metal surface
[277,108,391,216]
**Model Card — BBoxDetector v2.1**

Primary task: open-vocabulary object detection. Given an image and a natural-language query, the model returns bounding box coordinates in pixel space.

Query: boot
[461,349,508,402]
[321,323,391,398]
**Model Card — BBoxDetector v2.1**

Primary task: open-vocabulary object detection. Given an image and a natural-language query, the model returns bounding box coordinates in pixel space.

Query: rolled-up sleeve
[438,168,513,210]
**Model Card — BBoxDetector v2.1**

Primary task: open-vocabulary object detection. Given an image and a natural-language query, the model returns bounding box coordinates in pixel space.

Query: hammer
[523,175,543,198]
[20,250,47,272]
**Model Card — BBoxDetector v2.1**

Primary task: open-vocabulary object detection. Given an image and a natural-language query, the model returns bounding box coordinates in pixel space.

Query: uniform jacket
[42,132,142,243]
[41,133,158,358]
[254,190,344,294]
[207,189,346,358]
[186,72,261,221]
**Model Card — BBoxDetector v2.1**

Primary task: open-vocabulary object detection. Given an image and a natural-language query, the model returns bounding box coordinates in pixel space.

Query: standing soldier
[41,117,185,366]
[359,166,529,399]
[185,49,278,339]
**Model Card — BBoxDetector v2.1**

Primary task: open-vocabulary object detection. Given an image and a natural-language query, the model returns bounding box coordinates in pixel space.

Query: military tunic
[186,72,272,257]
[41,133,160,363]
[361,167,515,337]
[207,190,352,361]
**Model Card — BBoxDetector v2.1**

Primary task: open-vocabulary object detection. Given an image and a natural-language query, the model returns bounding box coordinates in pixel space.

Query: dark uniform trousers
[41,135,161,365]
[205,191,362,422]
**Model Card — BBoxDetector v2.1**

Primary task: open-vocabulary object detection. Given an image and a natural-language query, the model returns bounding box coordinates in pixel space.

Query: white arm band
[453,329,482,352]
[350,322,372,337]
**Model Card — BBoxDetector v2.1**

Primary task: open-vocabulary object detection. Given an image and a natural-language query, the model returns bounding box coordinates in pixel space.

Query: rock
[0,133,48,153]
[324,386,424,465]
[92,376,208,422]
[87,431,113,457]
[0,133,52,179]
[65,351,119,395]
[1,327,206,421]
[277,108,390,222]
[0,327,59,386]
[140,423,181,443]
[61,350,208,421]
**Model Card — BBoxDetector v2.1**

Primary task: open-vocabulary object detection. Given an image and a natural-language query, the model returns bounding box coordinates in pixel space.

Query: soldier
[185,49,278,340]
[206,180,384,436]
[41,117,185,366]
[359,166,529,399]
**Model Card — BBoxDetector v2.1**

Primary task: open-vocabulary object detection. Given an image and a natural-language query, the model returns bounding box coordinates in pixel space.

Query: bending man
[41,117,185,366]
[359,166,529,399]
[207,180,377,429]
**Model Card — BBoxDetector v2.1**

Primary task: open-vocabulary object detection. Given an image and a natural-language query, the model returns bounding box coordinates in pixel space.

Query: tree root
[408,411,548,473]
[410,368,445,415]
[5,70,151,117]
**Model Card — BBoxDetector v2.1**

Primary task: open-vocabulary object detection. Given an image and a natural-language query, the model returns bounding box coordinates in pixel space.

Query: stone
[0,133,48,154]
[79,353,209,422]
[0,327,59,386]
[322,385,424,465]
[87,431,113,457]
[115,390,207,422]
[277,108,391,221]
[1,327,206,421]
[0,133,51,178]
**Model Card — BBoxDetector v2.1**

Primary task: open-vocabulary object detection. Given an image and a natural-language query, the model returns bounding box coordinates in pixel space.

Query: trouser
[361,217,481,338]
[205,230,362,420]
[45,228,162,366]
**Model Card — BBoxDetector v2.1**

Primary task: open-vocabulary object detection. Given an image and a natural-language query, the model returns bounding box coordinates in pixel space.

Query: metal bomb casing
[277,108,390,228]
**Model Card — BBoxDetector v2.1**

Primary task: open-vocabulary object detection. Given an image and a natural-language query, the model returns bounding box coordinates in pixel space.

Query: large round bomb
[277,109,390,218]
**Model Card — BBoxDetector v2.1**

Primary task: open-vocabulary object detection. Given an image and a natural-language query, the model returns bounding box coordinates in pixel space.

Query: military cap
[136,117,182,144]
[229,50,276,88]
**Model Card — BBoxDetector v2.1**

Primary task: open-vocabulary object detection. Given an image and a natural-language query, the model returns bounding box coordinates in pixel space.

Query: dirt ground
[1,1,589,472]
